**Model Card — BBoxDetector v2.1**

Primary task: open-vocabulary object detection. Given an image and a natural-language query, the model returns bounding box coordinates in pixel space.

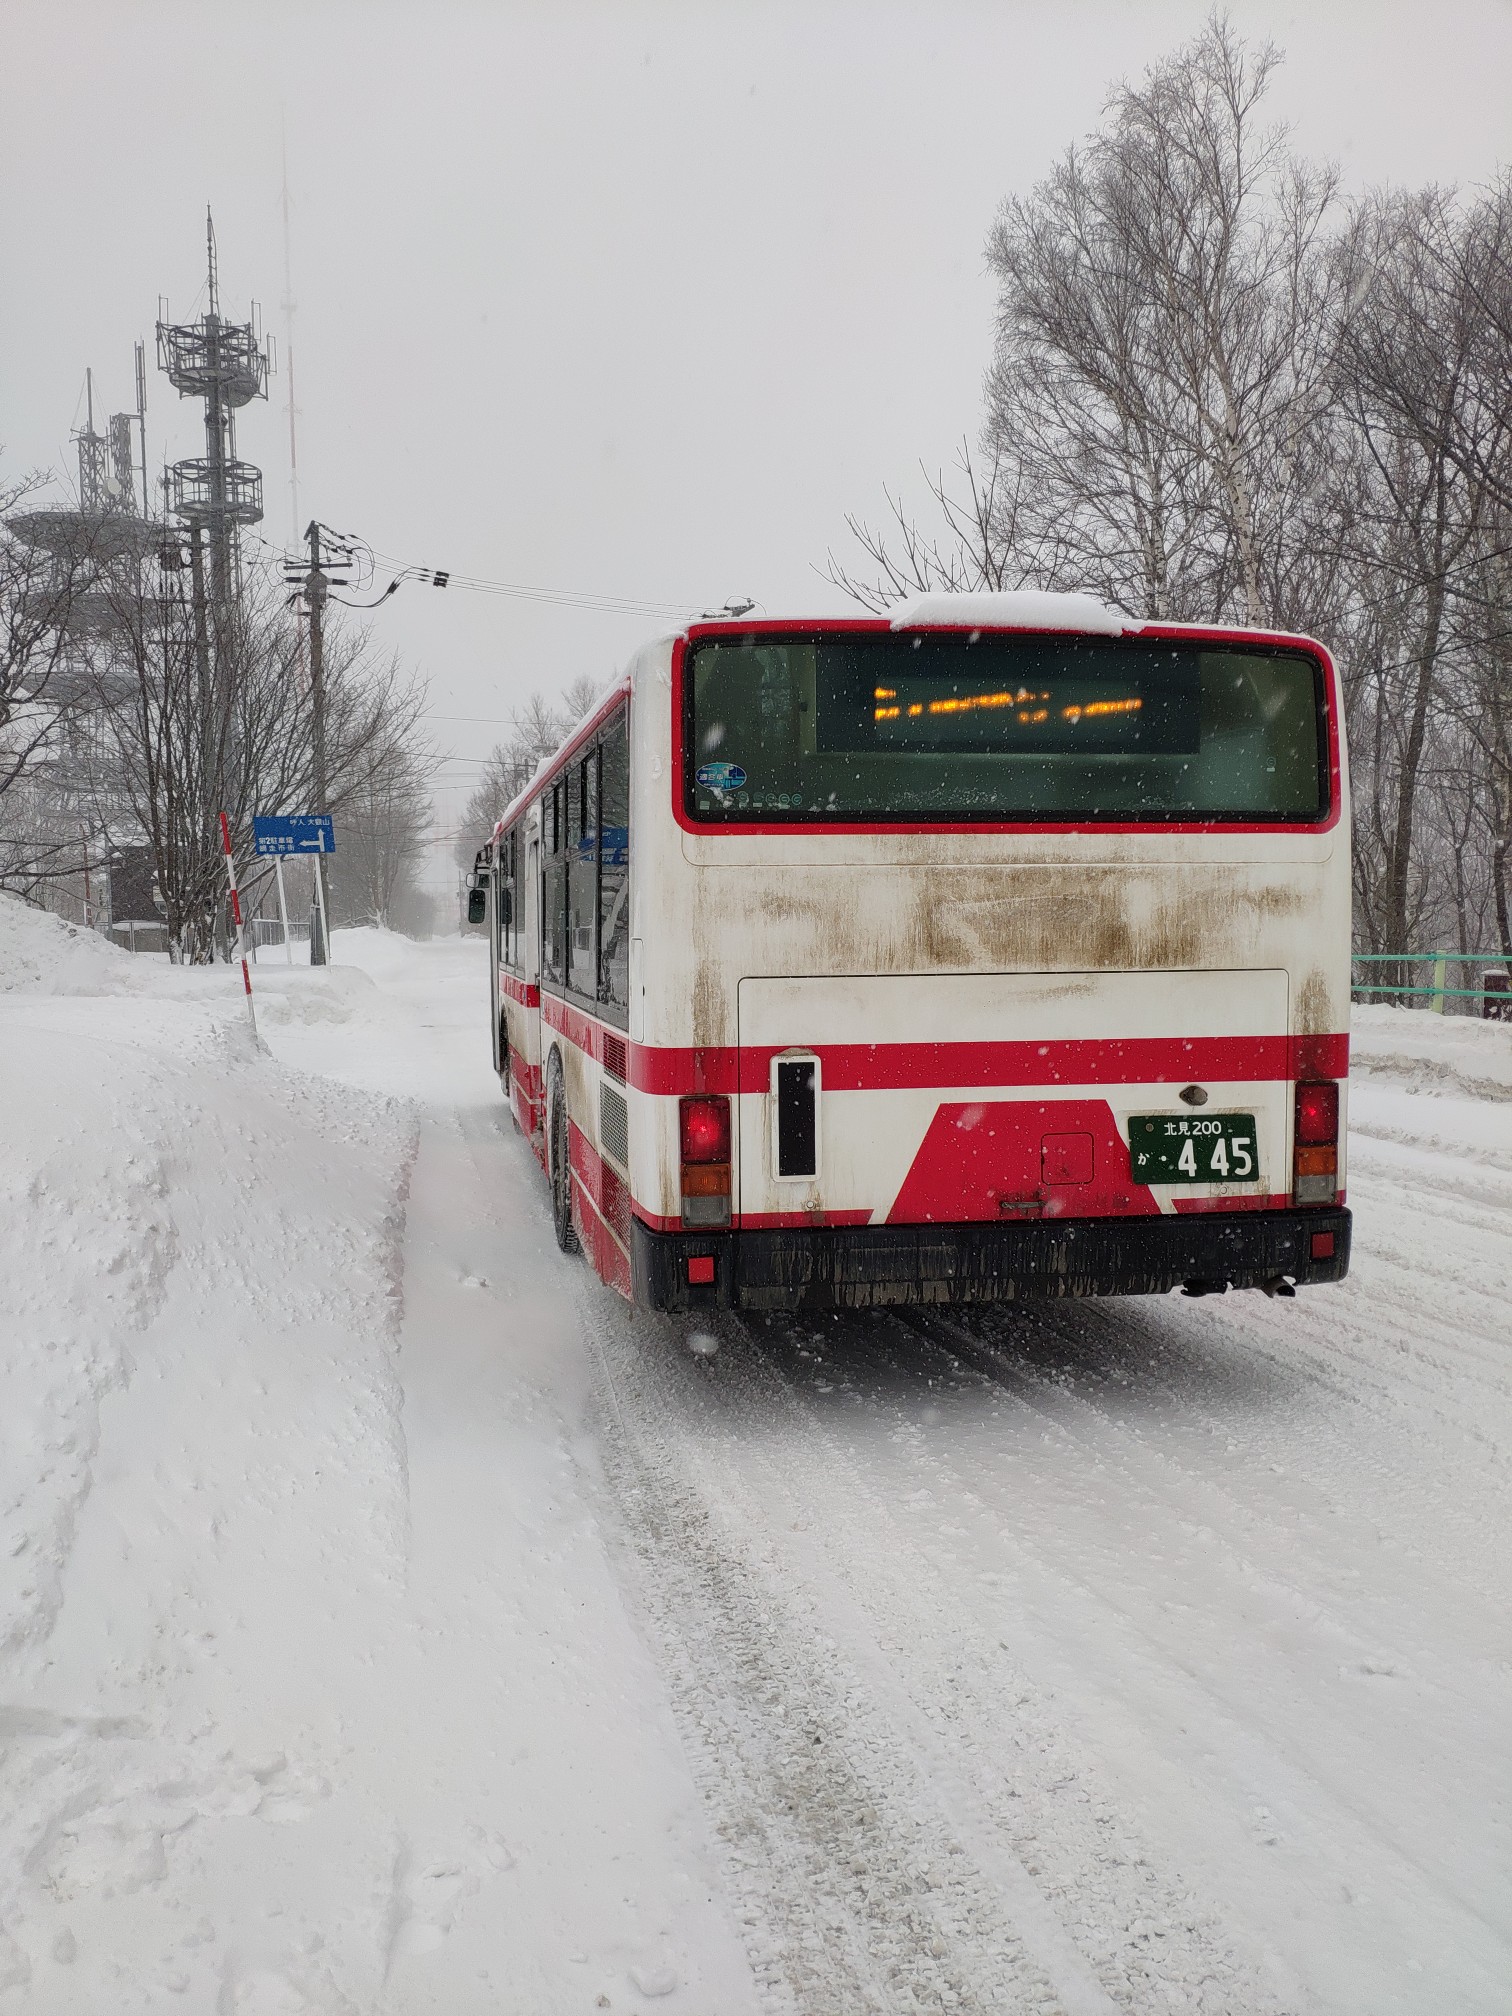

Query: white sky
[4,0,1510,863]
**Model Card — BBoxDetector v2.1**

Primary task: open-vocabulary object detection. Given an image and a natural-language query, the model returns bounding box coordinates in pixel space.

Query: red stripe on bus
[627,1046,742,1094]
[500,971,539,1007]
[540,991,612,1058]
[568,1118,633,1297]
[624,1033,1349,1097]
[1294,1033,1349,1080]
[536,993,1348,1094]
[631,1203,681,1234]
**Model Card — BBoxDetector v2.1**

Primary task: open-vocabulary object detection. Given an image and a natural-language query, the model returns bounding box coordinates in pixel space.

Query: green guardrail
[1352,950,1512,1015]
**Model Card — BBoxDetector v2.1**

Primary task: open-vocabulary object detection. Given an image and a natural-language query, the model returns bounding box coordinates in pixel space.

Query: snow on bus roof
[889,590,1136,636]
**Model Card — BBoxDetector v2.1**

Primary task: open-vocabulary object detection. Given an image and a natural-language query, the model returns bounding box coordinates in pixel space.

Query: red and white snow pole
[219,811,258,1036]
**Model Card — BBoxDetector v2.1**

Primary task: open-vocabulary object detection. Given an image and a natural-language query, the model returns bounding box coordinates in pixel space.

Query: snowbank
[0,900,418,2009]
[1352,1000,1512,1103]
[0,894,405,1033]
[0,897,135,995]
[0,917,755,2014]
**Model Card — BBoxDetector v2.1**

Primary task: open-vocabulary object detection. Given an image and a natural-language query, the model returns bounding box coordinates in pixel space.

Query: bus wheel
[548,1061,579,1256]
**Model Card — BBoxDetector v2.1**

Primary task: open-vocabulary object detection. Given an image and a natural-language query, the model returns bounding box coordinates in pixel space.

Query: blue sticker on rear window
[695,762,747,790]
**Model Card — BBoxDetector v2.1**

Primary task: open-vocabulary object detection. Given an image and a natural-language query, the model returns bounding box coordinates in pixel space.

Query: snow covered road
[576,1129,1512,2015]
[2,911,1509,2013]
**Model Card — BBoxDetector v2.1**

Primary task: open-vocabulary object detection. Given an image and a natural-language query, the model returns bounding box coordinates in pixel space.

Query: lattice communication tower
[157,211,270,612]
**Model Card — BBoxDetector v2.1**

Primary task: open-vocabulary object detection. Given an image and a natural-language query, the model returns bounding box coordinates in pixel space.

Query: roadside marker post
[218,811,258,1036]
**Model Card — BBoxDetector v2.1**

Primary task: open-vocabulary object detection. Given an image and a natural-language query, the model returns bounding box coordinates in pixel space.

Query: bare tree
[453,674,602,876]
[333,741,432,931]
[985,131,1209,616]
[822,14,1512,981]
[1333,185,1507,956]
[87,561,428,962]
[821,443,1058,610]
[978,15,1343,627]
[1352,173,1512,520]
[830,17,1345,634]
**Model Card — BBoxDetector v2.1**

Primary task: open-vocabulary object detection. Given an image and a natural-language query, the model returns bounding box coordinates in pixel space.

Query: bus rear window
[685,632,1328,824]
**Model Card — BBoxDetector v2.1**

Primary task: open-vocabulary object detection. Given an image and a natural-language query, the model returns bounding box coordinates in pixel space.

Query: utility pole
[305,519,331,964]
[283,519,356,964]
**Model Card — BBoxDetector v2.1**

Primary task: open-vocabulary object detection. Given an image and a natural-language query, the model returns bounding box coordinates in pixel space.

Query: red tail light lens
[680,1095,730,1165]
[1294,1080,1340,1202]
[1295,1082,1339,1146]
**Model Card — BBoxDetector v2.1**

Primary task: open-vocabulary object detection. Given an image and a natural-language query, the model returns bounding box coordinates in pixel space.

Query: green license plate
[1128,1113,1259,1184]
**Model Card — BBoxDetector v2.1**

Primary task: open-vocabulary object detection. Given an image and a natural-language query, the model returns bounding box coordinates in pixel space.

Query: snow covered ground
[2,899,1509,2014]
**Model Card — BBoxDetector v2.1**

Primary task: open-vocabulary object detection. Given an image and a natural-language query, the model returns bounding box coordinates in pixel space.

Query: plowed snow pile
[0,903,416,2006]
[0,902,751,2014]
[1353,996,1512,1101]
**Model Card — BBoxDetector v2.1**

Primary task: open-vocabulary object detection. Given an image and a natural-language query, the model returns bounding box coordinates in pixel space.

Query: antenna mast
[156,208,270,623]
[281,123,301,545]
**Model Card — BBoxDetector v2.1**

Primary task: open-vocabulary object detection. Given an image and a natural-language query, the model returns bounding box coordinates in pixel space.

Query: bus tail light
[1294,1081,1339,1204]
[680,1096,730,1227]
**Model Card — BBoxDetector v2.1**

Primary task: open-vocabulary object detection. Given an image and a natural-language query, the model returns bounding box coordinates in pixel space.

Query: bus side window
[498,826,516,966]
[567,757,596,996]
[510,827,521,966]
[598,711,630,1017]
[542,785,565,986]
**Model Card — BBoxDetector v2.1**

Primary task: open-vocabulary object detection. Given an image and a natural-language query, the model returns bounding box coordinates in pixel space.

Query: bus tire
[548,1058,579,1256]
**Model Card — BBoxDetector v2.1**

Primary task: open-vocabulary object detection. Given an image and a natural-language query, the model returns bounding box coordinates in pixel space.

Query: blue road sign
[253,814,336,857]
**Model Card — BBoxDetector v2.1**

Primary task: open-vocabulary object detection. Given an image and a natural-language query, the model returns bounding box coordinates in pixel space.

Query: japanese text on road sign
[253,815,335,857]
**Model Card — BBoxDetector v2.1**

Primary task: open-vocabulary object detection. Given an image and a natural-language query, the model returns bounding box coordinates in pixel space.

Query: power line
[255,530,754,624]
[369,547,697,619]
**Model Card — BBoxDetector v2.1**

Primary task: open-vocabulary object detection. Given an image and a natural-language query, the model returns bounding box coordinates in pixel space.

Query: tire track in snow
[577,1231,1512,2014]
[702,1308,1299,2016]
[581,1285,1096,2015]
[848,1295,1512,2009]
[577,1278,1296,2015]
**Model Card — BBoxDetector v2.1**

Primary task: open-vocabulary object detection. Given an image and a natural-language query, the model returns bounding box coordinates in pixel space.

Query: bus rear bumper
[631,1207,1352,1314]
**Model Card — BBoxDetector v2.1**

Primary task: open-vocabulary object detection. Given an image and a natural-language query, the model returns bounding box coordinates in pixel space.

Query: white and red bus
[471,592,1350,1313]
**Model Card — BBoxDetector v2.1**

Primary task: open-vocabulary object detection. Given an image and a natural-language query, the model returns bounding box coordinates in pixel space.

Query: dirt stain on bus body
[687,861,1325,1044]
[900,867,1309,977]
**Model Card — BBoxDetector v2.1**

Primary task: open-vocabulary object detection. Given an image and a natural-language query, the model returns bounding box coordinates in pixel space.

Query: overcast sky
[4,0,1510,859]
